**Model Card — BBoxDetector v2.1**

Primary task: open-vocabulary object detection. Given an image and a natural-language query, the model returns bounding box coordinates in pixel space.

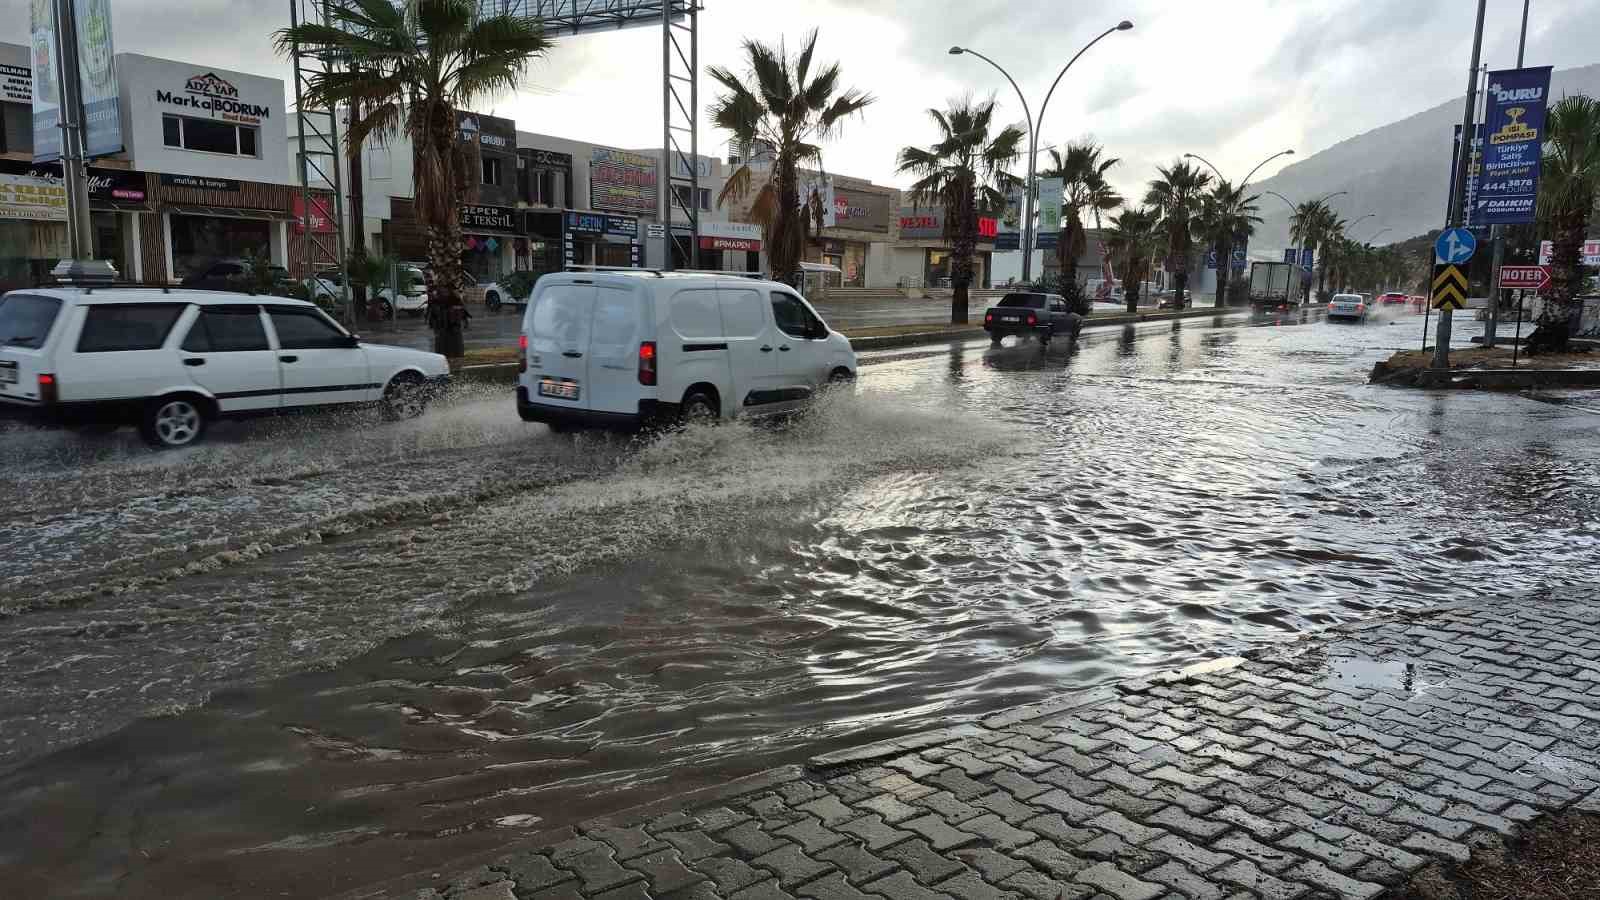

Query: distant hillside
[1248,63,1600,258]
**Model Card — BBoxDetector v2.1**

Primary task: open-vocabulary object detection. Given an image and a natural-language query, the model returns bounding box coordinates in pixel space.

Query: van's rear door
[585,283,645,415]
[527,280,594,410]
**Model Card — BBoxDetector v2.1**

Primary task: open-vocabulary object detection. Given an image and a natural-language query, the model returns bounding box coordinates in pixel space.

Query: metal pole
[48,0,113,281]
[1024,131,1036,283]
[660,1,672,271]
[1434,0,1488,369]
[291,0,313,287]
[1487,1,1531,348]
[1512,290,1526,366]
[689,1,699,269]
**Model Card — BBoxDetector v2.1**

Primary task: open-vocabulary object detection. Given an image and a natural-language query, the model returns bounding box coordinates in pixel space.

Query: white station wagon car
[516,270,857,431]
[0,287,450,448]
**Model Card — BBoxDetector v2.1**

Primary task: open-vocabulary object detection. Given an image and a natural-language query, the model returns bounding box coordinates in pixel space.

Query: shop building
[891,208,998,290]
[719,167,897,286]
[0,44,336,291]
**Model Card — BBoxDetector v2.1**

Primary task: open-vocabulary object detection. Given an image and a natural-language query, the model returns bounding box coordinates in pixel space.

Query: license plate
[538,379,579,400]
[0,362,15,384]
[1001,316,1020,323]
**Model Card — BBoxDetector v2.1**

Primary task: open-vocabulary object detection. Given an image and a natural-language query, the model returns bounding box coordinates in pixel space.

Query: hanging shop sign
[460,203,518,233]
[590,147,658,215]
[1474,66,1554,226]
[0,171,66,220]
[603,214,638,237]
[897,210,998,242]
[700,221,762,250]
[459,111,514,149]
[565,210,606,235]
[160,173,240,193]
[523,148,573,168]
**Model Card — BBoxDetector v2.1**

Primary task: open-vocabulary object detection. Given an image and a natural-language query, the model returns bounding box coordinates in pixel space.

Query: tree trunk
[426,217,468,358]
[1125,261,1141,314]
[349,98,368,323]
[1214,236,1231,309]
[949,179,976,324]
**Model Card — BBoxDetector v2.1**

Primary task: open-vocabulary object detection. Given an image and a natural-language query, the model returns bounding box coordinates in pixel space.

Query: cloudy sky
[9,0,1600,203]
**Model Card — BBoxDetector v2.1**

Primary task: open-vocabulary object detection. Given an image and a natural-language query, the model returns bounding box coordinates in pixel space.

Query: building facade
[0,44,334,292]
[893,207,999,290]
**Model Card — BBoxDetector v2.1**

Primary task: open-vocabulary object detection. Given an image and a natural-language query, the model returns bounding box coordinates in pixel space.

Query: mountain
[1246,62,1600,259]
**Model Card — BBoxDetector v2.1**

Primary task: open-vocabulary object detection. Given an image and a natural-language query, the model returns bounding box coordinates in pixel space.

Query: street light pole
[1182,149,1292,305]
[952,20,1131,284]
[48,0,116,283]
[1436,0,1489,369]
[1485,0,1531,348]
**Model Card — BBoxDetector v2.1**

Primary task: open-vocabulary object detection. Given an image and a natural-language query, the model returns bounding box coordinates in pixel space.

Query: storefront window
[170,214,272,281]
[91,212,134,280]
[462,240,508,284]
[0,219,68,293]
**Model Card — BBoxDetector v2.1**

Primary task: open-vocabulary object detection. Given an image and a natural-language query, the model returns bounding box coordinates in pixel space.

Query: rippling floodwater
[2,310,1596,898]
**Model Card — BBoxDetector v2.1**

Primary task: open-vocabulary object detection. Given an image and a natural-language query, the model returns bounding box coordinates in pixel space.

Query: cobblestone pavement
[391,594,1600,900]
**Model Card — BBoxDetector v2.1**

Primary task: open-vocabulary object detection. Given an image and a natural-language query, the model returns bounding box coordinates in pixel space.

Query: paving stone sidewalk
[406,596,1600,900]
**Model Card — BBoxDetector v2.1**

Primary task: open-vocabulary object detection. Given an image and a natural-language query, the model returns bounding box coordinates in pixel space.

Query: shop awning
[164,204,297,221]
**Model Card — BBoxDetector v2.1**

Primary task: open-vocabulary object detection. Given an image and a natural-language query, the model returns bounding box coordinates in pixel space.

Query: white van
[516,270,857,431]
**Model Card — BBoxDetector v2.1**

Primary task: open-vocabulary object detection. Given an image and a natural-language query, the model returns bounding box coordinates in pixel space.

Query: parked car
[0,287,450,448]
[983,292,1081,346]
[377,264,429,317]
[180,259,293,293]
[1377,292,1410,307]
[1326,292,1370,322]
[516,270,857,432]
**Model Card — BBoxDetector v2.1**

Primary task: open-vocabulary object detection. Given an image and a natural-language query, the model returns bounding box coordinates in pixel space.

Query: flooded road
[2,310,1596,898]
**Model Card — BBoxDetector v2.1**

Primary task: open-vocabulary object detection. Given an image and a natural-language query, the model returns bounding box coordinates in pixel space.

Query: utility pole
[1434,0,1488,370]
[48,0,115,283]
[1484,0,1531,348]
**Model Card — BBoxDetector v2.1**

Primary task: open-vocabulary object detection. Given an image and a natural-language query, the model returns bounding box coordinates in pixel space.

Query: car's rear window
[998,294,1047,309]
[76,303,187,352]
[1333,295,1363,302]
[0,294,63,349]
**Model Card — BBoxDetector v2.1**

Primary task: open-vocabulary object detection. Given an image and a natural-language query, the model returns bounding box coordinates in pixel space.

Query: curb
[446,307,1242,384]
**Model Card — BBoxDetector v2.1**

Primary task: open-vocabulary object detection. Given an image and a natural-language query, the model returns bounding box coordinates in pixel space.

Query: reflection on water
[1,312,1596,898]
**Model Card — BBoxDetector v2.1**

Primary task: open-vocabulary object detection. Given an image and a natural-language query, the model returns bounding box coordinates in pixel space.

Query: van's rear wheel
[679,389,719,425]
[485,292,502,312]
[140,397,207,449]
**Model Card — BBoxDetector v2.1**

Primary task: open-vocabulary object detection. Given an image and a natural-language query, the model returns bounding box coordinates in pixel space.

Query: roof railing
[562,265,765,280]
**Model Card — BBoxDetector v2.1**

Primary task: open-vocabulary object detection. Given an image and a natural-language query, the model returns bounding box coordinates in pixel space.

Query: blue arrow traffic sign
[1435,227,1478,264]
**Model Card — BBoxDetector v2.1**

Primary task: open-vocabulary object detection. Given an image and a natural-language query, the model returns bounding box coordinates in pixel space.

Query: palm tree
[1290,199,1332,303]
[275,0,550,358]
[1533,95,1600,350]
[1041,141,1121,287]
[897,97,1025,324]
[1193,181,1261,308]
[1104,205,1163,314]
[711,31,873,288]
[1145,161,1213,308]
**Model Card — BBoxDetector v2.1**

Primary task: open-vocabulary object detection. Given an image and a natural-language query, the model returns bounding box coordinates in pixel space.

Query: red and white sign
[977,216,998,239]
[292,195,335,234]
[1539,240,1600,267]
[1499,265,1550,290]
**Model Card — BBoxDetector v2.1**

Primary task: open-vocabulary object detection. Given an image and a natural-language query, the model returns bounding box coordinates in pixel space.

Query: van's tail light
[638,341,657,386]
[518,334,528,373]
[38,373,57,405]
[1026,313,1037,326]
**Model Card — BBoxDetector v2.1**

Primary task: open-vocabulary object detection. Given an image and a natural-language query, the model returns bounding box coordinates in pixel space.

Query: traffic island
[380,586,1600,900]
[1369,347,1600,390]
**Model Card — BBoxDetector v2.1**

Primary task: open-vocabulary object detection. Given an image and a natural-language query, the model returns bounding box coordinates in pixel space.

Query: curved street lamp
[1366,227,1393,244]
[1181,149,1294,187]
[952,19,1133,282]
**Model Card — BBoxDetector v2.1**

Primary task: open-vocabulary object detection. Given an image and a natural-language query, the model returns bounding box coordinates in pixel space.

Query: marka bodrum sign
[156,72,271,124]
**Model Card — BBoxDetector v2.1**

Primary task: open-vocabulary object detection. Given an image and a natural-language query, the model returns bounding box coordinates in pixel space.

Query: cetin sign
[32,0,124,163]
[1475,66,1553,225]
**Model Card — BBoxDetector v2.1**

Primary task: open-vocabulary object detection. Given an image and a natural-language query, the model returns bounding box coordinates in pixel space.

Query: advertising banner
[1539,239,1600,267]
[1475,66,1553,226]
[459,204,518,233]
[31,0,122,163]
[292,194,335,234]
[831,188,890,233]
[0,159,145,201]
[589,148,658,215]
[30,0,59,162]
[2,61,32,104]
[1037,177,1064,232]
[999,184,1024,234]
[994,232,1020,251]
[1449,124,1486,231]
[801,173,836,228]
